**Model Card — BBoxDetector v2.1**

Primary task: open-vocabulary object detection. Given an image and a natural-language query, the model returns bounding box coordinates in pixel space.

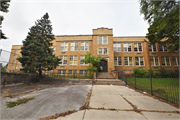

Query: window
[69,56,78,65]
[80,70,88,75]
[98,36,108,45]
[81,42,89,51]
[9,70,14,73]
[80,56,88,65]
[58,70,66,75]
[114,57,122,66]
[59,56,67,65]
[12,60,15,67]
[14,50,17,57]
[134,43,142,52]
[70,42,78,51]
[159,44,167,52]
[68,70,77,75]
[60,42,68,51]
[135,57,144,66]
[124,57,133,66]
[161,57,171,66]
[123,43,131,52]
[148,44,157,52]
[172,57,179,66]
[53,46,56,55]
[150,57,159,66]
[98,48,108,55]
[113,43,121,52]
[19,66,22,70]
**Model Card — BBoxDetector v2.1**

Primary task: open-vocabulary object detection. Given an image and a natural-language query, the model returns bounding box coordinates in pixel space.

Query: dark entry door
[99,60,108,72]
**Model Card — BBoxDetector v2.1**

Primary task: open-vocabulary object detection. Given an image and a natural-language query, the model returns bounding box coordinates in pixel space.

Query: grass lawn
[126,77,179,105]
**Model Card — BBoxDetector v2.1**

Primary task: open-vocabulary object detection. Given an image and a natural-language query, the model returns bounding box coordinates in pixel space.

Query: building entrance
[99,60,108,72]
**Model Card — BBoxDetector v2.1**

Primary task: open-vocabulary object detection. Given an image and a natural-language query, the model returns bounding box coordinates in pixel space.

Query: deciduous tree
[81,52,101,73]
[140,0,179,52]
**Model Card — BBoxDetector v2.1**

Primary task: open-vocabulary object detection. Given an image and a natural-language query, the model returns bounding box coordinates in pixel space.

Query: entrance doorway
[99,60,108,72]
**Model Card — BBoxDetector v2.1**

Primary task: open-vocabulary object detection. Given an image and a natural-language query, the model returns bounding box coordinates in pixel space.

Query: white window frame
[134,43,143,52]
[12,60,15,67]
[98,36,108,45]
[79,70,88,75]
[172,57,179,66]
[113,43,121,52]
[70,42,79,51]
[69,56,78,65]
[60,42,68,51]
[150,57,159,66]
[123,43,132,52]
[80,56,88,66]
[81,42,89,51]
[58,70,66,75]
[53,46,56,55]
[135,57,144,66]
[124,57,133,66]
[148,44,157,52]
[59,56,67,65]
[114,57,122,66]
[14,50,17,57]
[161,57,171,66]
[98,48,108,55]
[159,44,168,52]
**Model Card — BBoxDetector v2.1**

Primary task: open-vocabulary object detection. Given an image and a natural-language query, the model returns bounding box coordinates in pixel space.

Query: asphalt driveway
[1,85,92,120]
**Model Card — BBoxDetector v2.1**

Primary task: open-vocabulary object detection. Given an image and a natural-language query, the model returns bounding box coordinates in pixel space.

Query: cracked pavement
[55,85,180,120]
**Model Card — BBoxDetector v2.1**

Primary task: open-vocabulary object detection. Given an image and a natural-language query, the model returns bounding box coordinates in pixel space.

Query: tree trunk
[39,69,42,77]
[39,68,42,82]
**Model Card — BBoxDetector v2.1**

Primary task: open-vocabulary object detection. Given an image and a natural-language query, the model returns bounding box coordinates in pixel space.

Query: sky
[0,0,150,65]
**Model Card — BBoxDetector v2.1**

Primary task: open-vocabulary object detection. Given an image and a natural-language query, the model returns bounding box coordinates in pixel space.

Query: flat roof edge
[113,36,146,38]
[56,35,92,37]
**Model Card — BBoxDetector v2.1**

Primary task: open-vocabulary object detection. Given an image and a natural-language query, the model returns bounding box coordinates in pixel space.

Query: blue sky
[0,0,149,64]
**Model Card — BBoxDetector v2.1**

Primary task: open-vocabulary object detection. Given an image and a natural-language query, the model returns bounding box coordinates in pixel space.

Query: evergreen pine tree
[17,13,60,77]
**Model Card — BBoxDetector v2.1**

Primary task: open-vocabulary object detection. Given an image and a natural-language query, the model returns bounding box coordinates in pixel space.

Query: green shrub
[140,69,148,76]
[133,68,140,75]
[158,66,167,76]
[133,68,148,76]
[148,68,154,76]
[72,70,77,78]
[173,69,179,76]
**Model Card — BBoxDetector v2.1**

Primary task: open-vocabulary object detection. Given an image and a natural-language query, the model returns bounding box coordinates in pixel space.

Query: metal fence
[43,71,94,80]
[115,70,179,105]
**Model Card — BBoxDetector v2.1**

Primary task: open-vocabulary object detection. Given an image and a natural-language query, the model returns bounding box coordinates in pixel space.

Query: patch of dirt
[1,83,68,98]
[38,110,77,120]
[2,88,41,98]
[122,96,143,115]
[79,87,92,110]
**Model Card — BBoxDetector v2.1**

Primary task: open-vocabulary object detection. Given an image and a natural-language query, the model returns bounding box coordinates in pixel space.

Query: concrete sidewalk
[55,85,180,120]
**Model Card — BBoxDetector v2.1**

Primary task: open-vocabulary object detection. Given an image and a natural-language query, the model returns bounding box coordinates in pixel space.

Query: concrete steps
[97,72,115,79]
[93,79,125,85]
